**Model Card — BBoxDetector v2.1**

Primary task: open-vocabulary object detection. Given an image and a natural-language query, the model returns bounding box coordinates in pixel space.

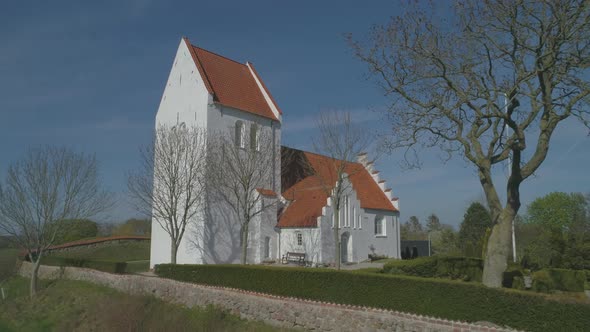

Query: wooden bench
[281,252,306,266]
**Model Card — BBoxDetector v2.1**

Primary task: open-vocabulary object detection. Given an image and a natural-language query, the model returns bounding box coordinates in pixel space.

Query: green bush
[532,269,586,293]
[126,260,150,273]
[383,256,437,276]
[383,256,483,282]
[502,265,524,288]
[549,269,585,292]
[40,256,127,274]
[155,264,590,332]
[532,270,554,293]
[512,276,526,290]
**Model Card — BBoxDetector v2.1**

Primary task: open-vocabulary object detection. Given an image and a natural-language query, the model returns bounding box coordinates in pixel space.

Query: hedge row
[383,256,483,282]
[155,264,590,332]
[40,256,128,274]
[532,268,586,293]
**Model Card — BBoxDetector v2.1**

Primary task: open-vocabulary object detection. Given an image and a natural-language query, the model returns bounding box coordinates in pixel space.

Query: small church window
[375,215,385,236]
[250,123,260,151]
[264,236,271,258]
[235,121,245,148]
[296,232,303,246]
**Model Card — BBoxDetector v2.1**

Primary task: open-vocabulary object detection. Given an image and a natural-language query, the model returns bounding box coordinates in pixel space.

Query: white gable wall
[150,39,212,268]
[279,178,401,265]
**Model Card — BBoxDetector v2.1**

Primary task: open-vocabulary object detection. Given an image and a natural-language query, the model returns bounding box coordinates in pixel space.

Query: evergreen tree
[459,202,492,258]
[426,213,442,232]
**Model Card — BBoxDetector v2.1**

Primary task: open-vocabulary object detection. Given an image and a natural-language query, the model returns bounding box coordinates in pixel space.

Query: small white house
[149,37,400,268]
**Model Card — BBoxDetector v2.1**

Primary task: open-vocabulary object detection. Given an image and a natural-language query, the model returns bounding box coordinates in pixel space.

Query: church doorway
[341,232,351,263]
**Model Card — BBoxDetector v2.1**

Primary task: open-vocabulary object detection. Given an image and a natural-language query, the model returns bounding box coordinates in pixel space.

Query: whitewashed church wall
[150,39,211,268]
[155,39,210,129]
[363,208,401,259]
[279,226,322,264]
[206,104,282,195]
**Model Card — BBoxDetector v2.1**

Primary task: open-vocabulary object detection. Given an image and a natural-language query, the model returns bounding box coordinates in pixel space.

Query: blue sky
[1,1,588,227]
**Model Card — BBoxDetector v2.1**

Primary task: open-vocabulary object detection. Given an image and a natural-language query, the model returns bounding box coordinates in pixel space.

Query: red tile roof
[257,188,278,197]
[278,148,397,228]
[183,38,281,121]
[279,176,328,228]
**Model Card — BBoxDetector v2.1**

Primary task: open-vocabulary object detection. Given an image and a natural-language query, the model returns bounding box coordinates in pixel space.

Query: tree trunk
[241,223,249,264]
[482,207,516,287]
[29,253,42,299]
[334,208,340,270]
[170,241,177,264]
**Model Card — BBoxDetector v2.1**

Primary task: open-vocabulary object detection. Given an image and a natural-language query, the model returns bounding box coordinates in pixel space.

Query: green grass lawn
[44,241,151,273]
[49,241,149,262]
[0,249,19,283]
[0,277,290,332]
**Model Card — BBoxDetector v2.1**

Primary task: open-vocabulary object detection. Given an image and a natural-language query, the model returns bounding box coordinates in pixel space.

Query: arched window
[250,123,260,151]
[234,121,245,148]
[374,215,385,236]
[264,236,271,258]
[344,196,349,227]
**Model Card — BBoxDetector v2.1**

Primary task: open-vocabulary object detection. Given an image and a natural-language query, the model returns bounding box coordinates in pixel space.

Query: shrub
[40,256,128,274]
[512,276,526,290]
[383,256,437,276]
[531,270,554,293]
[502,266,524,289]
[532,268,585,293]
[383,256,483,282]
[547,268,586,292]
[368,253,388,262]
[155,264,590,332]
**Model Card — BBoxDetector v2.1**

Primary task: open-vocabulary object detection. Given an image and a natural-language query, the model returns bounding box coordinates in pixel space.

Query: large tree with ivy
[350,0,590,287]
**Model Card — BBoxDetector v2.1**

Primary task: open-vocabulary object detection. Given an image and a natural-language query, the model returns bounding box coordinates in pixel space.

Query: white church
[150,37,401,268]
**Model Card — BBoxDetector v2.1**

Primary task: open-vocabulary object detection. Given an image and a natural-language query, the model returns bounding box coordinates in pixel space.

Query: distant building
[150,37,401,268]
[400,240,430,259]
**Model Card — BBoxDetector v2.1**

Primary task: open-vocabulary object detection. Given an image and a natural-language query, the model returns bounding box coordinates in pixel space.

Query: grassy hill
[44,240,151,274]
[0,277,289,332]
[48,240,149,262]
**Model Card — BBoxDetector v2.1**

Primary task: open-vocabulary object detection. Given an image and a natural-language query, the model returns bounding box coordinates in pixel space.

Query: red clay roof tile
[183,38,279,121]
[257,188,278,197]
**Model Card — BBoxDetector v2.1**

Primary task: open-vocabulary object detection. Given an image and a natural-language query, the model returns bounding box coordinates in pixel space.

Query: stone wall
[19,262,516,332]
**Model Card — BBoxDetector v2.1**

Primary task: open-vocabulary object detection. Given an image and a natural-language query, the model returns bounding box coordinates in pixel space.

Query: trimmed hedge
[40,256,128,274]
[155,264,590,332]
[532,268,586,293]
[383,256,483,282]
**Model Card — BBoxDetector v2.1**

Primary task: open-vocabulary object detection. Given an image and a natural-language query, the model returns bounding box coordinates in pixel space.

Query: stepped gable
[278,147,397,228]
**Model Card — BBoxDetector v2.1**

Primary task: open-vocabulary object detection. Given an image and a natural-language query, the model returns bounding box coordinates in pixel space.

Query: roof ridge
[283,146,364,166]
[193,45,247,67]
[184,38,215,96]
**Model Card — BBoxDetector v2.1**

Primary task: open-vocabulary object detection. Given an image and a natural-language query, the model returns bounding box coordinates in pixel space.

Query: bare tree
[207,131,278,264]
[350,1,590,286]
[0,147,111,298]
[312,111,371,269]
[128,124,207,264]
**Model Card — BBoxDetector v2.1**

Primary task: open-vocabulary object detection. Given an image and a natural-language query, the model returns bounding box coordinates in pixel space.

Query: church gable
[279,147,398,228]
[184,37,281,121]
